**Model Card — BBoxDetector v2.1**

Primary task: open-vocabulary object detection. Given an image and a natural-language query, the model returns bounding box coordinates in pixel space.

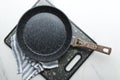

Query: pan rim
[16,6,72,62]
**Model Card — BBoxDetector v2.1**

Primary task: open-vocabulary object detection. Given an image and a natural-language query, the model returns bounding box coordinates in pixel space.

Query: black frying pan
[16,6,111,62]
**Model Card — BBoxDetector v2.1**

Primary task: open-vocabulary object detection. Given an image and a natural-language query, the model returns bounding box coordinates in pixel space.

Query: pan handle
[72,37,112,55]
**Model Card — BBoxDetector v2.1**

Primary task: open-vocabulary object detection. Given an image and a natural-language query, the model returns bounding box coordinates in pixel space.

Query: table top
[0,0,120,80]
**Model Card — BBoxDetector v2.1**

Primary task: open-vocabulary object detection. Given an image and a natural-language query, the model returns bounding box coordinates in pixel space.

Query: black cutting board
[4,0,96,80]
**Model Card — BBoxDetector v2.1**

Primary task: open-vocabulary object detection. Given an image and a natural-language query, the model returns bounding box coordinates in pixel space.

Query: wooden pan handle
[72,37,112,55]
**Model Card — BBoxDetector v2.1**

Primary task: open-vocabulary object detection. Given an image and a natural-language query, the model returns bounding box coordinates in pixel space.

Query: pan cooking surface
[16,6,72,62]
[24,13,66,55]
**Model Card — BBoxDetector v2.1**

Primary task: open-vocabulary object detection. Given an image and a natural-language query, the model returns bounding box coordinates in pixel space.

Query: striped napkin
[11,34,58,80]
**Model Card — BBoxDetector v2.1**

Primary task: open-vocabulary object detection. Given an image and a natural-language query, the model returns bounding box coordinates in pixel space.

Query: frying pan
[16,6,111,62]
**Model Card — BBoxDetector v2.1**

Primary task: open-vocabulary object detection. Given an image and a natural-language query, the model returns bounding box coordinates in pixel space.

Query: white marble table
[0,0,120,80]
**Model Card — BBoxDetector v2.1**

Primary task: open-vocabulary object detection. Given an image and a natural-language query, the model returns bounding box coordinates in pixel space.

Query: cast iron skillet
[17,6,72,62]
[16,6,111,62]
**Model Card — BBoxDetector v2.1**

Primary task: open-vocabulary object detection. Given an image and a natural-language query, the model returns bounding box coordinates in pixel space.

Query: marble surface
[0,58,8,80]
[0,0,120,80]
